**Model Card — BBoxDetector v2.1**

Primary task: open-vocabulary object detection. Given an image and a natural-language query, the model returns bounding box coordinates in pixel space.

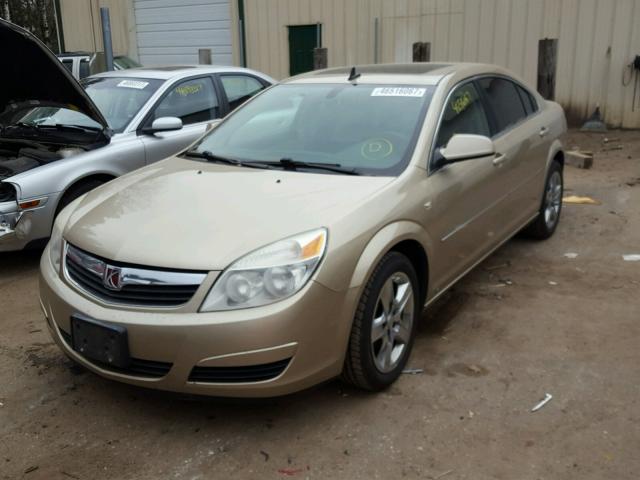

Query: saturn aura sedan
[40,63,566,397]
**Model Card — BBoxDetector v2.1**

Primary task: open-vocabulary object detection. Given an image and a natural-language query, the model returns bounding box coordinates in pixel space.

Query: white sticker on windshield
[371,87,426,97]
[117,80,149,89]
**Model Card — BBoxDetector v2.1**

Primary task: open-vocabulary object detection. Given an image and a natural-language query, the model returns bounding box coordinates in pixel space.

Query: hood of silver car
[0,19,109,129]
[63,157,394,271]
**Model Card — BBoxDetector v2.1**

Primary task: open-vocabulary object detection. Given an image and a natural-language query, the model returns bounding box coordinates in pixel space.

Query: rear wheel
[522,160,563,239]
[342,252,420,391]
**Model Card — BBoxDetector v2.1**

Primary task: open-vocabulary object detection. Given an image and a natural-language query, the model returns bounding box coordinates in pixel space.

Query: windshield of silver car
[191,84,435,176]
[18,77,163,133]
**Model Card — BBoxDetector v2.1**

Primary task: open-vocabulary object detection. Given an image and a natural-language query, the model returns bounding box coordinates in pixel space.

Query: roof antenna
[348,66,361,82]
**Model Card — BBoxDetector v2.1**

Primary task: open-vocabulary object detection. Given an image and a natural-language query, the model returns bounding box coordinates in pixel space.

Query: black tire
[522,160,563,240]
[55,179,104,218]
[342,251,420,391]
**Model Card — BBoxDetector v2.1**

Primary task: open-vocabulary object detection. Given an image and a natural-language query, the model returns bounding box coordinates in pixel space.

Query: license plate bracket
[71,315,130,369]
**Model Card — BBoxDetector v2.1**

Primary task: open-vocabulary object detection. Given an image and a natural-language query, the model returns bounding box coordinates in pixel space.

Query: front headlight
[48,217,64,272]
[200,228,327,312]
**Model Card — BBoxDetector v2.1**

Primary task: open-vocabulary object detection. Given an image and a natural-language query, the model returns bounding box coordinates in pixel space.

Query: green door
[288,25,320,76]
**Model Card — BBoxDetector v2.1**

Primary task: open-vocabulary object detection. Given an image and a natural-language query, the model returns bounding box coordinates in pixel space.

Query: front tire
[522,160,563,239]
[55,179,104,218]
[342,252,420,391]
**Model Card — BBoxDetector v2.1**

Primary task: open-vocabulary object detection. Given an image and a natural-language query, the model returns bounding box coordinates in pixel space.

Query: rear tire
[342,252,420,391]
[522,160,563,240]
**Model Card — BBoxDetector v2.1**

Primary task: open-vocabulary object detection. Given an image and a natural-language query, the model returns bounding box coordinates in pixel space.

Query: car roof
[91,65,273,82]
[283,62,510,86]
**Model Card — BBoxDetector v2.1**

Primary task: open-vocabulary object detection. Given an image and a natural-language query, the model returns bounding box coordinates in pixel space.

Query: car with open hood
[40,62,566,397]
[0,19,274,252]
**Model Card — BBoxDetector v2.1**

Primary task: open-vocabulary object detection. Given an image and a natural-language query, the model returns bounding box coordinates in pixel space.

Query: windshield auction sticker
[117,80,149,89]
[371,87,426,97]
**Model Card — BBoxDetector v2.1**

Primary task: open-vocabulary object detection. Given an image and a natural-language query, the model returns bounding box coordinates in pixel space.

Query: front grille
[64,243,205,308]
[188,358,291,383]
[59,328,173,378]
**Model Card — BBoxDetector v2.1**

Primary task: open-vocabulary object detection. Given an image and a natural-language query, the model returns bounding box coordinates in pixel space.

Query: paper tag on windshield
[371,87,426,97]
[117,80,149,89]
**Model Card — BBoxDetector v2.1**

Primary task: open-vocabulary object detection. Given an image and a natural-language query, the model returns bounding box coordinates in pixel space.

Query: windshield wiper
[4,122,38,131]
[249,158,360,175]
[183,150,247,167]
[36,123,103,133]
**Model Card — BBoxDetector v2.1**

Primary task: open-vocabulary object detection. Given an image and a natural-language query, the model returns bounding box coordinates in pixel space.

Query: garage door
[134,0,233,66]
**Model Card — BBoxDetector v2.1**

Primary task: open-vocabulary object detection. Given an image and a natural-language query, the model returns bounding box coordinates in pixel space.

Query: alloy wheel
[370,272,415,373]
[544,170,562,229]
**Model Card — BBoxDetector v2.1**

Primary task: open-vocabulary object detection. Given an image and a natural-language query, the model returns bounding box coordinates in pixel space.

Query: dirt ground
[1,130,639,480]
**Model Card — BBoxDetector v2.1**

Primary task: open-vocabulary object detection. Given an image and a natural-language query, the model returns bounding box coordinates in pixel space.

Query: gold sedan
[39,63,566,397]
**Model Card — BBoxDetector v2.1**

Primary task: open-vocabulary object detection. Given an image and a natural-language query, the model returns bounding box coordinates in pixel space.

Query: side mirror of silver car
[435,134,495,168]
[143,116,183,135]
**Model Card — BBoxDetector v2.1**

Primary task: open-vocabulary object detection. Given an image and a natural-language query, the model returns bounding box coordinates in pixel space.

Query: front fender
[348,220,433,290]
[7,135,143,199]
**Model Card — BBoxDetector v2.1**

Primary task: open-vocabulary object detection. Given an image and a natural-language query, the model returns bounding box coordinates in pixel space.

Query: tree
[1,0,62,53]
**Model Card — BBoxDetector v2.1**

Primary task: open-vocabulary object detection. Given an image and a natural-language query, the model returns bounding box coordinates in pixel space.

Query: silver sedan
[0,19,274,252]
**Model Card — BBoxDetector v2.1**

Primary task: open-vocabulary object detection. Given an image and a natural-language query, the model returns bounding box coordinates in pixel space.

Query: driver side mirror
[434,134,495,169]
[142,116,183,135]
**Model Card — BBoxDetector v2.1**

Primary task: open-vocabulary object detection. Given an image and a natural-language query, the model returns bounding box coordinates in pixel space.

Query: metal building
[58,0,640,128]
[242,0,640,128]
[59,0,240,66]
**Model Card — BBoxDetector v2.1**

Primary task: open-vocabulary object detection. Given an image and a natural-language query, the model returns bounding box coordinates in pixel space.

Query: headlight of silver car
[48,216,64,272]
[200,228,327,312]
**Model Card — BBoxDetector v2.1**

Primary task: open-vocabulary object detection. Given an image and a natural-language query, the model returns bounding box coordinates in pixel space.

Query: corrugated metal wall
[59,0,137,57]
[134,0,233,66]
[243,0,640,128]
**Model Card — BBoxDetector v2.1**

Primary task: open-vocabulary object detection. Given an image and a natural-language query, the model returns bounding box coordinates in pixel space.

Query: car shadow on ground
[0,248,44,272]
[0,248,43,277]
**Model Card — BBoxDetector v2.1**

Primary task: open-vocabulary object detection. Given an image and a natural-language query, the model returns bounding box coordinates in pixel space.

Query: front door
[422,81,510,292]
[288,25,320,76]
[139,76,222,163]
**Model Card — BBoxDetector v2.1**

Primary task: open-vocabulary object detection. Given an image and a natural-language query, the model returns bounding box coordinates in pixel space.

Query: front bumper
[0,196,59,252]
[39,244,359,397]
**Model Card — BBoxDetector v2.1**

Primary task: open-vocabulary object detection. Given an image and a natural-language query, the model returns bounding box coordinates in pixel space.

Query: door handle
[492,153,507,167]
[539,126,549,137]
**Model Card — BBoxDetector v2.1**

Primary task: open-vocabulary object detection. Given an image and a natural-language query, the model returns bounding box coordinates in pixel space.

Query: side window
[517,86,538,115]
[477,77,527,133]
[434,82,491,151]
[61,59,73,73]
[79,59,90,79]
[220,75,266,111]
[149,77,220,126]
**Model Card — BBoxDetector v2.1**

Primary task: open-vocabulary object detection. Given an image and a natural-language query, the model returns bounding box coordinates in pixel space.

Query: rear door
[422,81,509,291]
[216,73,269,113]
[138,75,222,163]
[476,76,549,232]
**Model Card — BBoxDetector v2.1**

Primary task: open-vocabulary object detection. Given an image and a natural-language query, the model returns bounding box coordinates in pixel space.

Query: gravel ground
[1,130,639,480]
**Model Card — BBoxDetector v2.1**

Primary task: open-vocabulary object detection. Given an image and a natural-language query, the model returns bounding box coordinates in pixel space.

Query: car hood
[0,19,108,130]
[64,157,394,271]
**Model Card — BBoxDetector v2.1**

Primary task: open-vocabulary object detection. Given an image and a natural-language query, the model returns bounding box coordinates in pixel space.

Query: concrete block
[566,150,593,169]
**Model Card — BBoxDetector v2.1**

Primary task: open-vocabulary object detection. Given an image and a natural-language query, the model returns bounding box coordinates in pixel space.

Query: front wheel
[522,160,563,239]
[342,252,420,391]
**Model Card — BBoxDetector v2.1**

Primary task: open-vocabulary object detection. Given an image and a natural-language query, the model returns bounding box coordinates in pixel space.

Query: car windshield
[191,83,435,176]
[18,77,163,133]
